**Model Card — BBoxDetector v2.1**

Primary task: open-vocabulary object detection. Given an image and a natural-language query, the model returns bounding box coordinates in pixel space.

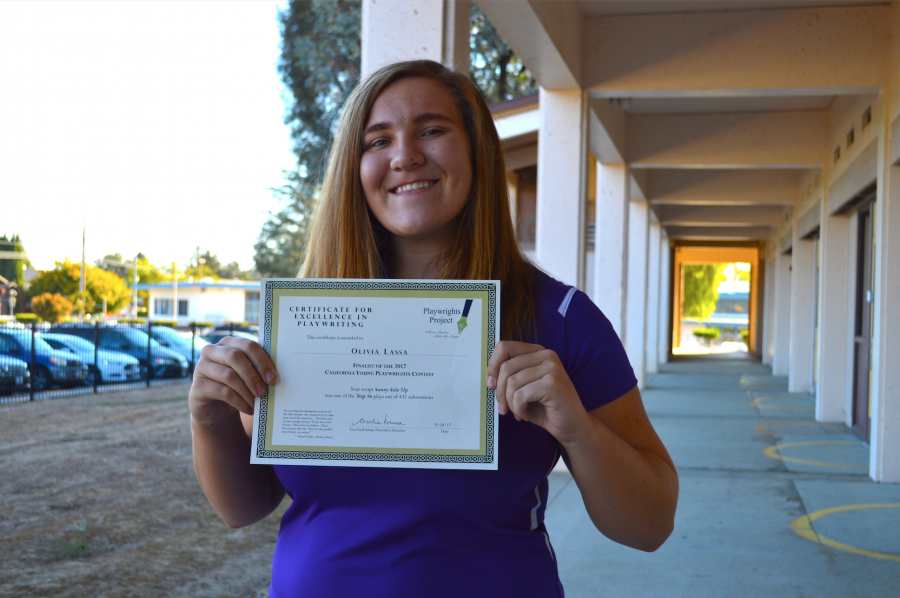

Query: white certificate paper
[251,279,500,469]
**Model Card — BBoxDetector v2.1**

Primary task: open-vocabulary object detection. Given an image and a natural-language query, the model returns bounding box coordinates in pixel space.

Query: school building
[361,0,900,483]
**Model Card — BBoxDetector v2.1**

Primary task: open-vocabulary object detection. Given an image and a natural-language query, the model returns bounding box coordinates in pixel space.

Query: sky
[0,0,297,274]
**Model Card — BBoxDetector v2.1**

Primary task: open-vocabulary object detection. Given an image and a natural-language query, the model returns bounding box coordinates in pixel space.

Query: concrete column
[870,138,900,482]
[361,0,470,77]
[536,88,588,288]
[789,232,816,393]
[762,252,776,366]
[625,200,650,389]
[658,236,671,366]
[772,251,792,376]
[816,210,851,422]
[593,163,629,335]
[645,221,662,375]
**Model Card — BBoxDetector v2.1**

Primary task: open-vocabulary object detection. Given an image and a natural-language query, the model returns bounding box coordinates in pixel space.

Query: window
[245,291,260,324]
[154,299,172,316]
[178,300,188,317]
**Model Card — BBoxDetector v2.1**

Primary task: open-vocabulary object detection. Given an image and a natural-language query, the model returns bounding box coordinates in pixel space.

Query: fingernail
[487,376,495,388]
[265,371,276,384]
[256,383,266,397]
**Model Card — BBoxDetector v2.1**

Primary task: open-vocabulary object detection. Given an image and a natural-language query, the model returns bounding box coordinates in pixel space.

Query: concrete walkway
[545,355,900,598]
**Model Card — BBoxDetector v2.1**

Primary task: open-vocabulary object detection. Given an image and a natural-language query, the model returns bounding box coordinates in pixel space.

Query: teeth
[394,181,434,193]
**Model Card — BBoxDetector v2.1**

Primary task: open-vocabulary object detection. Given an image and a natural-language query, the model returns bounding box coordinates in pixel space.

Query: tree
[0,234,31,287]
[469,4,538,103]
[682,264,725,321]
[28,260,132,315]
[254,172,317,278]
[31,293,74,323]
[183,249,254,280]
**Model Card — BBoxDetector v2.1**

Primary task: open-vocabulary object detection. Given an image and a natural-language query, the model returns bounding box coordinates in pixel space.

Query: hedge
[692,327,721,340]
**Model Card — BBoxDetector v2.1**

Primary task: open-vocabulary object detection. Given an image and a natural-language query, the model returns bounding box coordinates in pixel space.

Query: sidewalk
[545,355,900,598]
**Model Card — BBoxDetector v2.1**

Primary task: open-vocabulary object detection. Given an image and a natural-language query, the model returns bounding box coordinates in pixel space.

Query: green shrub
[692,327,721,340]
[14,313,39,322]
[115,318,147,324]
[740,329,749,343]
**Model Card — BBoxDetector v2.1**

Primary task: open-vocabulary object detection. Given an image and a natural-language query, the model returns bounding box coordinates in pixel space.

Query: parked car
[148,326,208,371]
[43,333,143,386]
[0,329,87,391]
[0,353,31,395]
[49,326,188,379]
[201,329,258,345]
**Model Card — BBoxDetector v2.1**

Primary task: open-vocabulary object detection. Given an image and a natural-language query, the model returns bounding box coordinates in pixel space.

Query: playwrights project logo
[423,300,473,335]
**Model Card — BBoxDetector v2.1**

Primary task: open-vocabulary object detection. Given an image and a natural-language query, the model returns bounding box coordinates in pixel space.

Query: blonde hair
[300,60,535,341]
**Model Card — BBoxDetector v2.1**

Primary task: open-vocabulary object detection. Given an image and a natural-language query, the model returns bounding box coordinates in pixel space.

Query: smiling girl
[189,60,678,597]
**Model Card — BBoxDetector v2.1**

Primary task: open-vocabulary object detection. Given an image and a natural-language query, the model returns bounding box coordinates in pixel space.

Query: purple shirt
[270,271,637,597]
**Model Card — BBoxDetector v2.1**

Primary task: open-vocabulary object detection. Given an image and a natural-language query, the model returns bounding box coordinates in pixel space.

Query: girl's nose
[390,137,425,171]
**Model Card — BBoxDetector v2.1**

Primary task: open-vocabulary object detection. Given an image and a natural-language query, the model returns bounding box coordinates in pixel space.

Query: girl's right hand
[188,337,277,427]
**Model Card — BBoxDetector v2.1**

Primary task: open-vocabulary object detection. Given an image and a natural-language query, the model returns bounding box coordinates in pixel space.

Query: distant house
[134,279,260,325]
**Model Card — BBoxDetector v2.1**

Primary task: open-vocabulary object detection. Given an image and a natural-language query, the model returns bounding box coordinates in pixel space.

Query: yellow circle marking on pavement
[791,504,900,562]
[754,421,819,435]
[750,396,815,411]
[763,440,868,470]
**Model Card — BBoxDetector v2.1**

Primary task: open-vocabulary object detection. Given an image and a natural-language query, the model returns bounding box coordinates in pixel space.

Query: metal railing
[0,320,258,404]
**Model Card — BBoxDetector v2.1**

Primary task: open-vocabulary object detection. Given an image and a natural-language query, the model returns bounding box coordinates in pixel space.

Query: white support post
[772,251,792,377]
[646,221,662,375]
[625,200,650,389]
[816,211,851,422]
[762,253,776,366]
[361,0,470,77]
[536,88,588,288]
[789,232,816,393]
[870,134,900,482]
[593,163,629,336]
[658,236,671,367]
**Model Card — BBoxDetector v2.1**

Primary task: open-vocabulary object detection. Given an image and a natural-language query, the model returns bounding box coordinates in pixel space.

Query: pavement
[544,355,900,598]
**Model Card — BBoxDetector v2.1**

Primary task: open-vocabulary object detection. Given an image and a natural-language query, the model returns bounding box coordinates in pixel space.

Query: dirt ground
[0,383,291,598]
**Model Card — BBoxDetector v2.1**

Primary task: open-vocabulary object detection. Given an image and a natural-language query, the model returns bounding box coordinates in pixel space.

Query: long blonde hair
[300,60,535,341]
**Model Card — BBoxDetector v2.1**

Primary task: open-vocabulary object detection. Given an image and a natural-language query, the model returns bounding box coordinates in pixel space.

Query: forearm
[191,413,285,528]
[561,416,678,552]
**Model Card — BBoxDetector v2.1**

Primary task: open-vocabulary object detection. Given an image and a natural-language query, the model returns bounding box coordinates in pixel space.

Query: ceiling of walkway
[482,0,891,243]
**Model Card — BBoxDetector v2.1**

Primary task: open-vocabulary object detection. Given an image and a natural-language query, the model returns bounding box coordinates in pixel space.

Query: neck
[389,237,449,279]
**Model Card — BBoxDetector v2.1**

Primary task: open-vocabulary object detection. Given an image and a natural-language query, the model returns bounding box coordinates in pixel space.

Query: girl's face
[359,77,473,249]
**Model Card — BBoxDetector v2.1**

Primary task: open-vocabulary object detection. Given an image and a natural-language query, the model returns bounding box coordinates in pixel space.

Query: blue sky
[0,0,297,273]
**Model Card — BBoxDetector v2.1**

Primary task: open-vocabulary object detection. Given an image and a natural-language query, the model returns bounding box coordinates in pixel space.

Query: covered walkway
[546,356,900,597]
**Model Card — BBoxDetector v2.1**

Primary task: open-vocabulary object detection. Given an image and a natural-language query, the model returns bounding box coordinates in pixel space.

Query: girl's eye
[367,138,388,149]
[423,128,442,137]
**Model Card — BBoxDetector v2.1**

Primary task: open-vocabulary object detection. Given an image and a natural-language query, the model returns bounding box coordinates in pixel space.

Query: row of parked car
[0,324,258,394]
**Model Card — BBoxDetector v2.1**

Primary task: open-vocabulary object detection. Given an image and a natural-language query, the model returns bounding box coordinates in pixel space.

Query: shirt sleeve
[561,289,637,412]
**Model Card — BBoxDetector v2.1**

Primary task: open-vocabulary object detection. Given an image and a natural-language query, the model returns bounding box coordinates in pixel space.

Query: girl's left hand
[486,340,592,444]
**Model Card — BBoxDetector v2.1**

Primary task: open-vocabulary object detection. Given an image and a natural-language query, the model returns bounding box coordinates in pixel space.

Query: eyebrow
[363,112,455,136]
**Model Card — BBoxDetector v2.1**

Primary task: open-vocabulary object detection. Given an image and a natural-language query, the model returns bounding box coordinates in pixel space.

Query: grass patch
[47,538,92,560]
[60,435,108,442]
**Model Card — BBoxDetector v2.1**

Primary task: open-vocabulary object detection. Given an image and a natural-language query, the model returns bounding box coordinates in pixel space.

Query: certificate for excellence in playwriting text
[250,279,499,470]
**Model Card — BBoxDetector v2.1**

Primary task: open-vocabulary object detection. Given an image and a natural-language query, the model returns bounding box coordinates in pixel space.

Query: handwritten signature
[350,415,406,426]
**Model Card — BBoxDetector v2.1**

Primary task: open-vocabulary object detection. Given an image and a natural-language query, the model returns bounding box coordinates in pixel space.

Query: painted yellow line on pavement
[763,440,868,470]
[754,421,819,435]
[791,504,900,561]
[750,395,815,411]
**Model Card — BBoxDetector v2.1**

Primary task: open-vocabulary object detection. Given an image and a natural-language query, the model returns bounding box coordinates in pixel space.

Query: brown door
[852,200,874,441]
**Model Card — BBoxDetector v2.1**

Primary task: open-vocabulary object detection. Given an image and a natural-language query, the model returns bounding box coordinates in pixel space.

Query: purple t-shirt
[269,271,637,597]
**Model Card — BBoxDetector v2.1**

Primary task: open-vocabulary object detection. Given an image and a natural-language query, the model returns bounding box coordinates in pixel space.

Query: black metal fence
[0,321,258,404]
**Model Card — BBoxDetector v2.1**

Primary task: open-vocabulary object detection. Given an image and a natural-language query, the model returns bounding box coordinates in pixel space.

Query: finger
[504,360,556,409]
[486,340,544,389]
[508,374,559,422]
[197,360,257,409]
[202,341,271,399]
[495,350,552,416]
[218,337,277,383]
[192,376,254,416]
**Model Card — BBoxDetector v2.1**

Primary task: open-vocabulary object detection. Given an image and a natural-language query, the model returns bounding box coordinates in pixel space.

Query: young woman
[189,60,678,597]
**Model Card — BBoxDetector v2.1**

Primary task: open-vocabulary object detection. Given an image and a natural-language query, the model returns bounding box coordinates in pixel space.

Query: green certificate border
[255,279,498,465]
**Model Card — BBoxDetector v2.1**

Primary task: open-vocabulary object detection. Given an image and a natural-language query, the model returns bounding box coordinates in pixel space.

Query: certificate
[250,279,500,470]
